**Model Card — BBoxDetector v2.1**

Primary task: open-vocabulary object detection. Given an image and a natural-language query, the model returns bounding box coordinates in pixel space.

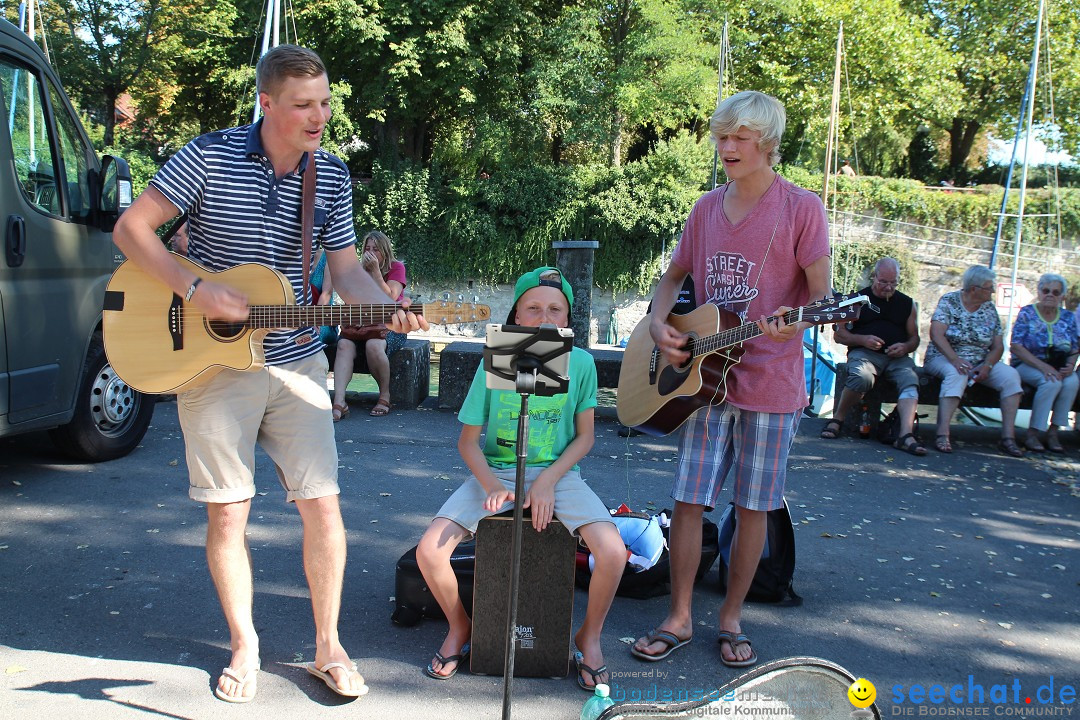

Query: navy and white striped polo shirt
[150,120,356,366]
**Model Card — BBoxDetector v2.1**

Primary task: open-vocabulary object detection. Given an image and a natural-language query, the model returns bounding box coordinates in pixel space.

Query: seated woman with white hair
[1009,273,1079,453]
[923,265,1025,457]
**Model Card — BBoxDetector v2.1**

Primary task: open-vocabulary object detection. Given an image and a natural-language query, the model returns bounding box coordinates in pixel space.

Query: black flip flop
[573,650,608,691]
[820,418,843,439]
[424,643,470,680]
[893,432,927,456]
[630,629,692,662]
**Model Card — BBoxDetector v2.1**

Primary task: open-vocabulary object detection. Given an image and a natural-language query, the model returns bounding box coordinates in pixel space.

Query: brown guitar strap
[301,151,317,302]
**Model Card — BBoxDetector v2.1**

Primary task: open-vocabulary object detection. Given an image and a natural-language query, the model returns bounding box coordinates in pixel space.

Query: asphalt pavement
[2,396,1078,719]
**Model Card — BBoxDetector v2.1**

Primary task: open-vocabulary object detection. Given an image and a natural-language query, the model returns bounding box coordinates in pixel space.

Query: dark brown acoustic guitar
[616,292,868,436]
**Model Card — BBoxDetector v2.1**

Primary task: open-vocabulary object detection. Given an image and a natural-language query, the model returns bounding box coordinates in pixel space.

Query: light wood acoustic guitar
[616,292,868,436]
[103,254,491,394]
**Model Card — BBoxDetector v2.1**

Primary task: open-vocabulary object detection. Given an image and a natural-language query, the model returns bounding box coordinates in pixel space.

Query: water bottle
[858,405,871,439]
[581,683,615,720]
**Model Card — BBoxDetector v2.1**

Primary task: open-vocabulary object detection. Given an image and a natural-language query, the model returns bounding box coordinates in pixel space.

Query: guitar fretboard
[693,308,803,357]
[245,304,417,328]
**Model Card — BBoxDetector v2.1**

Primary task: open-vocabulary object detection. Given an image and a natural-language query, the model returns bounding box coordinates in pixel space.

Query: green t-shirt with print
[457,346,597,470]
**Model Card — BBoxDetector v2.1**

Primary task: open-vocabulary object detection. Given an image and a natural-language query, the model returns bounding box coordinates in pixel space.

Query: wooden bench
[833,361,1080,432]
[437,341,623,411]
[324,338,431,408]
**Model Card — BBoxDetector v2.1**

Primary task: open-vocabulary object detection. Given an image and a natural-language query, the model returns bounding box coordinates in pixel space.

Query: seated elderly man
[821,257,925,455]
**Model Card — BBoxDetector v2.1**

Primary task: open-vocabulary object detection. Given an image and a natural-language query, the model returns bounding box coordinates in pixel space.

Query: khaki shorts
[435,467,613,536]
[177,353,339,503]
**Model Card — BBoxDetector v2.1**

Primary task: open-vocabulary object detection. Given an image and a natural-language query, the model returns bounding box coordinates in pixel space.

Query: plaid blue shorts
[671,403,801,512]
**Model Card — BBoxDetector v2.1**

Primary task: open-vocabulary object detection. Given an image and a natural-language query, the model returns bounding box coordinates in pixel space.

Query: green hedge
[354,154,1079,295]
[354,132,713,295]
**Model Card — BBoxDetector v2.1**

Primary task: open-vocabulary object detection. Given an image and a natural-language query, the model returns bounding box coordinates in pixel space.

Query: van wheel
[50,333,155,461]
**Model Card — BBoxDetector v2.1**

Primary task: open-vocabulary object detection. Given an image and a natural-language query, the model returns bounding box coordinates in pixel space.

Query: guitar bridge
[169,293,184,351]
[649,346,659,385]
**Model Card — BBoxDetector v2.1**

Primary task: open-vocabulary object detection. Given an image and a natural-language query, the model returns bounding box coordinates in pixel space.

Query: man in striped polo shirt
[114,45,425,703]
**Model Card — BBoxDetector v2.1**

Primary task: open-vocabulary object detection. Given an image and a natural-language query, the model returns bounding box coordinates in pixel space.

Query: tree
[298,0,554,164]
[907,0,1080,175]
[45,0,167,146]
[526,0,719,167]
[129,0,249,154]
[720,0,959,176]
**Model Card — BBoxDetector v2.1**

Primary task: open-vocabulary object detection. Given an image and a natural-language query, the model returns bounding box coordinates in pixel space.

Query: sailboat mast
[252,0,280,122]
[1003,0,1046,339]
[709,19,729,190]
[821,22,843,203]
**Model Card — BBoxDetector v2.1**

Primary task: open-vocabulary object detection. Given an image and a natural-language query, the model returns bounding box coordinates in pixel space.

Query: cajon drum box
[470,515,577,677]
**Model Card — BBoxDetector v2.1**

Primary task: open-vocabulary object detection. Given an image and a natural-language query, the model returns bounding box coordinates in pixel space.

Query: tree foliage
[43,0,168,145]
[905,0,1080,175]
[26,0,1080,287]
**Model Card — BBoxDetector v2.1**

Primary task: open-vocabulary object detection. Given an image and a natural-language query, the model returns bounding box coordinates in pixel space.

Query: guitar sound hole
[676,337,695,370]
[206,320,247,342]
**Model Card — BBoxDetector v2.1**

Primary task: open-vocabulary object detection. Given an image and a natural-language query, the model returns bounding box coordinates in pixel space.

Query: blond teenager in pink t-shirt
[631,91,831,669]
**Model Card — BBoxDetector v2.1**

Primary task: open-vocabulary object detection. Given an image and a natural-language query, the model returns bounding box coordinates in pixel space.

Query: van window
[48,79,93,221]
[0,57,62,215]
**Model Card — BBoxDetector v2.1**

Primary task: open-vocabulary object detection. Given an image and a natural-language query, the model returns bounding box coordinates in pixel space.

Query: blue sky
[988,133,1075,167]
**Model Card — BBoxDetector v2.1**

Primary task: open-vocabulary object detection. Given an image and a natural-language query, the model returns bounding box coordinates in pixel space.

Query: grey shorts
[845,348,919,394]
[435,467,613,536]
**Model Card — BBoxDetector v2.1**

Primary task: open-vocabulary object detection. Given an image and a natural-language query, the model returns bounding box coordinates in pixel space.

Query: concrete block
[389,339,431,408]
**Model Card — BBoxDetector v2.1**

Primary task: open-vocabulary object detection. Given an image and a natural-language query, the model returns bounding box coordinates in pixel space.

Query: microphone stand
[501,358,542,720]
[481,324,572,720]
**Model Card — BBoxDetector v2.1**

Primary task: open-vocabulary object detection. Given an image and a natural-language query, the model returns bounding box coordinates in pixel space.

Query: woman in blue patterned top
[1009,273,1079,453]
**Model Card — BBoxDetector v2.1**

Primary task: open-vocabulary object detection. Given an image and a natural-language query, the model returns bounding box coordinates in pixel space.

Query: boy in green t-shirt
[415,267,626,690]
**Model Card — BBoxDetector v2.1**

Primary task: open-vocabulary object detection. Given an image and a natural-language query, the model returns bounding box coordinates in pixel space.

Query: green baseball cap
[507,266,573,323]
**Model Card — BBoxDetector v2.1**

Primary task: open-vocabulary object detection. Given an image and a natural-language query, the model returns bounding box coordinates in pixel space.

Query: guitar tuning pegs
[457,293,464,302]
[472,295,480,303]
[443,292,451,301]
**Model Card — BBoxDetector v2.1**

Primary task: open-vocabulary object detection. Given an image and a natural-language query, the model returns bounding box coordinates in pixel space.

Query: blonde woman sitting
[330,231,407,419]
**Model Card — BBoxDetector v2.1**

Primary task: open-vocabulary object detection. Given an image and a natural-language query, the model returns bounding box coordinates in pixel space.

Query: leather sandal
[820,418,843,439]
[894,432,927,456]
[998,437,1024,458]
[1024,435,1046,452]
[332,402,350,422]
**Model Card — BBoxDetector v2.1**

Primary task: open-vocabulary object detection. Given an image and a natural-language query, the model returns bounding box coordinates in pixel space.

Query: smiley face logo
[848,678,876,708]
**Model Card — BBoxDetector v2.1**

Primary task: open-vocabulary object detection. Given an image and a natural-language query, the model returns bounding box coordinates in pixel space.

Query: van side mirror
[99,155,132,230]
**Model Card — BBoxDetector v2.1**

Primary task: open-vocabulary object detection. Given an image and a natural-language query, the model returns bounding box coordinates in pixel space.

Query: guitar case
[596,656,880,720]
[390,542,476,627]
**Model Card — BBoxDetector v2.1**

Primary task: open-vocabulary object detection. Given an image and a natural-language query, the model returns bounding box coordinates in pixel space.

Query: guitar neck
[694,307,804,357]
[246,303,427,328]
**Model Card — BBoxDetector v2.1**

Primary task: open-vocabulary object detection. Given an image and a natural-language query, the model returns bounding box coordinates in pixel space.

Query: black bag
[878,406,922,445]
[716,500,801,605]
[1046,348,1069,370]
[390,542,476,626]
[574,510,719,599]
[876,406,900,445]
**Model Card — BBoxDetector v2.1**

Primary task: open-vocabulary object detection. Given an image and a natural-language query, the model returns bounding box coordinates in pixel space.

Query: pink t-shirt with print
[670,174,830,413]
